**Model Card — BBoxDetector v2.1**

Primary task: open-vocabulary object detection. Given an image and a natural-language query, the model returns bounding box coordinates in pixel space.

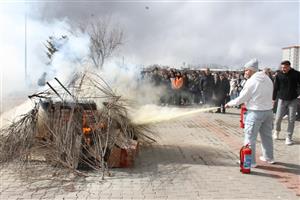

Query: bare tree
[85,17,124,69]
[44,35,68,63]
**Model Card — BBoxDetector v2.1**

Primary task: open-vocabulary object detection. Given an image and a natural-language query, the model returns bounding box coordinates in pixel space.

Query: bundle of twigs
[0,70,154,179]
[0,103,39,163]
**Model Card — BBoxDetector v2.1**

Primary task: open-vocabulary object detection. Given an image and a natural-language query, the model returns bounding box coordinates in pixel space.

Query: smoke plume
[0,3,91,113]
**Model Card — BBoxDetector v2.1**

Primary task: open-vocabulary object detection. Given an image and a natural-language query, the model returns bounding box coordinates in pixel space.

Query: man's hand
[225,104,230,108]
[272,100,276,107]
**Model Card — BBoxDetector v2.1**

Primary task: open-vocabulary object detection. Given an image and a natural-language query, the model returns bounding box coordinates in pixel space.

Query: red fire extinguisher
[240,144,252,174]
[240,104,247,128]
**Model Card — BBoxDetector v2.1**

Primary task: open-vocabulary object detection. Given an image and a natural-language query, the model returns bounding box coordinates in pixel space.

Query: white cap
[244,58,259,71]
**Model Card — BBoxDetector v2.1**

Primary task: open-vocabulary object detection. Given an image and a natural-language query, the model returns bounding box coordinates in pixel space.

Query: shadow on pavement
[256,162,300,175]
[222,112,240,116]
[135,144,238,167]
[291,141,300,145]
[275,139,300,145]
[250,171,282,178]
[108,144,239,180]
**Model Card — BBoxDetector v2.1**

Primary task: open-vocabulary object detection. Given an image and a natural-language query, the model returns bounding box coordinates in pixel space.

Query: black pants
[216,96,227,113]
[202,91,213,105]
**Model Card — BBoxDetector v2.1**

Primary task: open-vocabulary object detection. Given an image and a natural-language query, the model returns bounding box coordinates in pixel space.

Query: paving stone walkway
[0,107,299,199]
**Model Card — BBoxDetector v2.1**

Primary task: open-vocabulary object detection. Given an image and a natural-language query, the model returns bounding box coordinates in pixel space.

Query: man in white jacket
[225,58,275,167]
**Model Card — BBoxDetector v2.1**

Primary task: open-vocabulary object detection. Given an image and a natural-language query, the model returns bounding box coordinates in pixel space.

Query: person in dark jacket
[151,67,161,86]
[160,72,172,105]
[188,72,201,104]
[214,73,230,113]
[37,72,47,86]
[272,60,300,145]
[200,68,215,105]
[213,73,221,108]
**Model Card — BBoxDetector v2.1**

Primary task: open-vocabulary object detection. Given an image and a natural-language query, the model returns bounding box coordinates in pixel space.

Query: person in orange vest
[171,71,184,105]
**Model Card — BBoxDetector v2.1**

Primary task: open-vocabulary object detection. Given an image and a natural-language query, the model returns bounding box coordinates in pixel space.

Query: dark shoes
[215,109,226,114]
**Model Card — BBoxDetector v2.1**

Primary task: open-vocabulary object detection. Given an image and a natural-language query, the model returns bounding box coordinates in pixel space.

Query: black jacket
[214,78,230,100]
[273,68,300,101]
[200,74,214,92]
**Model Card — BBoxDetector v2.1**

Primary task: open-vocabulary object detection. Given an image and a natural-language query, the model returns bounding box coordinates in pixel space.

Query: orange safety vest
[172,77,183,89]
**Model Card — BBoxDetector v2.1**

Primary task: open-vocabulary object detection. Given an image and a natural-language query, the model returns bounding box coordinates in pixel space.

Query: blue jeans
[274,98,297,139]
[244,109,274,164]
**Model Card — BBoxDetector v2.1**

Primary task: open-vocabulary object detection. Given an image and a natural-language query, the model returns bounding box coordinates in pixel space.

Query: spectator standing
[151,67,161,86]
[215,73,230,113]
[188,72,201,104]
[229,74,239,101]
[37,72,47,86]
[181,72,191,105]
[263,68,274,82]
[171,71,184,105]
[272,60,300,145]
[160,72,172,105]
[200,68,215,105]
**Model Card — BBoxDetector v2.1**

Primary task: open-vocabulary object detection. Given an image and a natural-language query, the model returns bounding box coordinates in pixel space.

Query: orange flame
[83,127,91,135]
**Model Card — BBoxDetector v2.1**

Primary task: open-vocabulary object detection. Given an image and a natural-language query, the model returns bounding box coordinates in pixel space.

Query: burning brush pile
[0,71,154,177]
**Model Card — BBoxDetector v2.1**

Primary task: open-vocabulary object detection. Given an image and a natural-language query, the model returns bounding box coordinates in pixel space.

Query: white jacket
[227,71,273,110]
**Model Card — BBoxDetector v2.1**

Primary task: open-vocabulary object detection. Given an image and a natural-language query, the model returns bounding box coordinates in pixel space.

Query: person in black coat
[273,60,300,145]
[188,72,201,104]
[200,68,215,105]
[151,67,161,86]
[215,73,230,113]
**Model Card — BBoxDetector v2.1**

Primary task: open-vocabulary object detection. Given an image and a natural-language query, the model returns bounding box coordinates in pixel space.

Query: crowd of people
[141,65,276,113]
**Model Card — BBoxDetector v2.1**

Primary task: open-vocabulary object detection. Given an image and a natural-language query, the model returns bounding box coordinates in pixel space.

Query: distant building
[282,45,300,71]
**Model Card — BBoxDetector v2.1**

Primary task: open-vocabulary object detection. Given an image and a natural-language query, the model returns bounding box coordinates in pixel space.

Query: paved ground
[0,107,299,199]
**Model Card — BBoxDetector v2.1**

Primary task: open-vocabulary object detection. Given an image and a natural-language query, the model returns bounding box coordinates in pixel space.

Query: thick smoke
[37,1,299,68]
[0,3,91,113]
[0,2,166,117]
[99,61,164,105]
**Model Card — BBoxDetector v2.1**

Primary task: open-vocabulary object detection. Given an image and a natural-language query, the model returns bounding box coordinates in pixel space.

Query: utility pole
[24,11,28,82]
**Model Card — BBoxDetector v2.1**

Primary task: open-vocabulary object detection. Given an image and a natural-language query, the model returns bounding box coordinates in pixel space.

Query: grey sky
[35,1,299,69]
